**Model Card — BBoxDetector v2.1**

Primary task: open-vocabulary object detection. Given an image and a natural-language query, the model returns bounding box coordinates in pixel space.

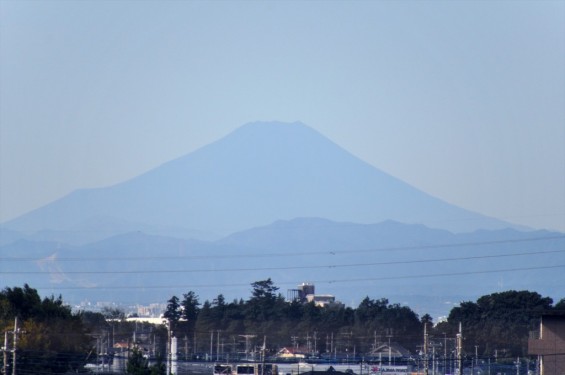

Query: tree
[126,346,165,375]
[0,285,91,374]
[80,310,109,332]
[181,291,200,353]
[149,355,166,375]
[447,290,553,356]
[163,295,182,330]
[554,298,565,311]
[212,294,225,307]
[181,291,200,324]
[243,279,287,337]
[421,314,433,325]
[126,347,150,375]
[101,306,125,320]
[0,284,41,320]
[250,278,279,301]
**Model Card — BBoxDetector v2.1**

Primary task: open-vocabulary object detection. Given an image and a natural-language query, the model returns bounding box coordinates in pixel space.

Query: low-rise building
[528,312,565,375]
[306,294,338,307]
[287,283,343,307]
[276,347,307,359]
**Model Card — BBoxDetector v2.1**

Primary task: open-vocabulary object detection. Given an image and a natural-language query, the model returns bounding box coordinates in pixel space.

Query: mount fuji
[3,121,516,241]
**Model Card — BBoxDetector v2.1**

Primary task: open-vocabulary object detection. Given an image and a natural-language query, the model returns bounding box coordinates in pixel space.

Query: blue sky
[1,0,564,232]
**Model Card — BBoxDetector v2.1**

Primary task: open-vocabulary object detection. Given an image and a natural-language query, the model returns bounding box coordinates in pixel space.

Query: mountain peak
[239,120,307,129]
[3,121,516,237]
[209,120,334,154]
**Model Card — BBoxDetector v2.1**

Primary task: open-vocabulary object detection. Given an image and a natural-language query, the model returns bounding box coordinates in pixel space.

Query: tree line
[1,281,564,374]
[164,279,424,359]
[0,284,167,375]
[162,279,565,363]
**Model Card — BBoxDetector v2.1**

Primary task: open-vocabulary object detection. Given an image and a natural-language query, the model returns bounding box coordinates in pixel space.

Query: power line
[2,248,563,275]
[1,235,564,262]
[28,264,565,291]
[324,264,565,283]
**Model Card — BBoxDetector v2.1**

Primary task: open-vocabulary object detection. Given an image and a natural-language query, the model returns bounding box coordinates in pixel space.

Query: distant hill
[2,121,519,241]
[1,218,563,318]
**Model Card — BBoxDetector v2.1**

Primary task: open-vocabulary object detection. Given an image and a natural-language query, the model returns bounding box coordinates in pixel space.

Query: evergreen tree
[127,347,166,375]
[0,284,91,374]
[127,347,150,375]
[447,290,553,357]
[182,291,200,323]
[163,295,182,330]
[554,298,565,311]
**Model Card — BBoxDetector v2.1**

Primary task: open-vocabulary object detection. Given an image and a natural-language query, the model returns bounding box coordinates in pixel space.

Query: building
[306,294,337,307]
[287,283,316,303]
[276,347,307,359]
[528,312,565,375]
[287,283,343,307]
[367,342,412,364]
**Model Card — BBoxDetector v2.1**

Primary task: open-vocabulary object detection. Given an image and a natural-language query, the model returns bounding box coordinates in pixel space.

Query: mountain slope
[3,121,516,237]
[1,218,562,318]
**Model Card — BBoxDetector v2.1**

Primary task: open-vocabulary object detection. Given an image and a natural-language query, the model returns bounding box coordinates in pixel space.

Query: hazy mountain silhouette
[3,121,519,240]
[1,217,562,318]
[3,121,559,316]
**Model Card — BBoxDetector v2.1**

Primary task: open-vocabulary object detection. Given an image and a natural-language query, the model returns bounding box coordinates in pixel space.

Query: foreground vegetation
[165,279,565,361]
[1,281,564,374]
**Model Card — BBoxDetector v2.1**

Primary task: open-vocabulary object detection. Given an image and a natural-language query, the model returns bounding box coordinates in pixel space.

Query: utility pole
[210,331,214,362]
[473,345,479,375]
[232,336,236,361]
[456,323,463,375]
[171,336,178,375]
[261,336,266,375]
[221,338,225,361]
[291,336,299,350]
[443,333,447,375]
[314,331,318,354]
[239,335,255,362]
[424,323,429,375]
[432,346,436,375]
[216,331,221,362]
[12,318,20,375]
[166,320,171,375]
[387,329,393,366]
[3,331,9,375]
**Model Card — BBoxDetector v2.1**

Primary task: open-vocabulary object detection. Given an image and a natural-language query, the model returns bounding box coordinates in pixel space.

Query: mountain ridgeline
[1,217,563,318]
[1,121,563,316]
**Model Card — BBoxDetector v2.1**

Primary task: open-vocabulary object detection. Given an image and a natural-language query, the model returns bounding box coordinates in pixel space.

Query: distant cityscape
[73,300,167,318]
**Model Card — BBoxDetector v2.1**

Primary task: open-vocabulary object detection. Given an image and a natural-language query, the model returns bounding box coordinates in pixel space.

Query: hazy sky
[1,0,564,232]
